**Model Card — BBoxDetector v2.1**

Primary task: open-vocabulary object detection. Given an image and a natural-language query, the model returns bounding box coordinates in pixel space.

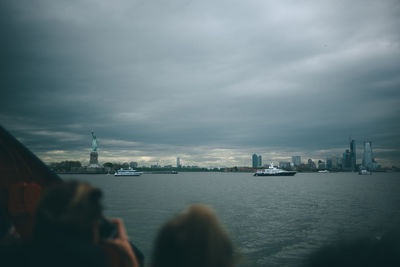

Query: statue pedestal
[90,152,98,164]
[88,152,100,168]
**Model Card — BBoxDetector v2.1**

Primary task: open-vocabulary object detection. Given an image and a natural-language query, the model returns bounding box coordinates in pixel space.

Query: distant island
[48,161,247,174]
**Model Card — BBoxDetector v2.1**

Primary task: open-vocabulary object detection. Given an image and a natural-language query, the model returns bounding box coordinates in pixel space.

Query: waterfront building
[307,159,316,169]
[292,156,301,166]
[258,155,262,167]
[177,157,181,168]
[252,154,258,168]
[362,141,374,170]
[279,162,291,169]
[326,159,332,169]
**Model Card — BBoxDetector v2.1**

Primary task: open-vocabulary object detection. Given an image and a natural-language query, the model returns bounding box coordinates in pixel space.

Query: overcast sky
[1,0,399,167]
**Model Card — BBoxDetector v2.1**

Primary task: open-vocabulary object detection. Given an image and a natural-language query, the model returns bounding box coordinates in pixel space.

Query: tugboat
[114,167,143,176]
[254,163,296,176]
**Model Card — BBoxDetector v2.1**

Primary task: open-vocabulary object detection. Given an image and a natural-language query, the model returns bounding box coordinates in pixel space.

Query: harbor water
[60,172,400,266]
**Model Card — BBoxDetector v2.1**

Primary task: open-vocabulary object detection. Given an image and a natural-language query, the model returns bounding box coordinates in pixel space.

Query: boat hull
[114,172,142,176]
[254,172,296,176]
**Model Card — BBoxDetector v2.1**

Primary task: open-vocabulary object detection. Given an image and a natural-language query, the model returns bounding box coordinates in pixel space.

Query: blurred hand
[102,218,139,267]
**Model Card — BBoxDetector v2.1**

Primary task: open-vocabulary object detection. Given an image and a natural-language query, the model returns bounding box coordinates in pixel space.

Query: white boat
[358,169,371,175]
[318,170,329,173]
[114,168,143,176]
[254,163,296,176]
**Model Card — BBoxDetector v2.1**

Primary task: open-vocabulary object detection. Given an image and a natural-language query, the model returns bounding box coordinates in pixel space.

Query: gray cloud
[1,0,400,166]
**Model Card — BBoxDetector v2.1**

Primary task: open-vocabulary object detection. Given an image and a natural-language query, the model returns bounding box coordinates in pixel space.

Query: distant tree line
[49,161,82,172]
[103,162,129,172]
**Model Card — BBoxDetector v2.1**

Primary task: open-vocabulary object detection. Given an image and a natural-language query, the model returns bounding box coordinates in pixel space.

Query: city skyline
[1,0,399,167]
[31,131,387,169]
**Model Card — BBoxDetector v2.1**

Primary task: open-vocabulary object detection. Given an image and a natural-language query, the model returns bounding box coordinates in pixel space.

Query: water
[60,172,400,266]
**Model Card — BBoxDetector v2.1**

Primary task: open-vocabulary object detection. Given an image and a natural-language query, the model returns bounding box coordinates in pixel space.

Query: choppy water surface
[61,172,400,266]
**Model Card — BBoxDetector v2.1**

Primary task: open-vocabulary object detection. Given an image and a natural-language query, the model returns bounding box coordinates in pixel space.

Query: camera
[98,218,118,239]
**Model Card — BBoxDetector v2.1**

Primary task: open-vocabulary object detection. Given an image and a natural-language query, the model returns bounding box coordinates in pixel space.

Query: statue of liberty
[89,131,100,167]
[91,131,98,152]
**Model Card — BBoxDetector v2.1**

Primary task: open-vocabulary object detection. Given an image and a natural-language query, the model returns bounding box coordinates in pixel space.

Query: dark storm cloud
[1,0,400,166]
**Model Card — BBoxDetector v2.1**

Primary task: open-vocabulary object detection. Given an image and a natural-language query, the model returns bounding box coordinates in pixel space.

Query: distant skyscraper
[362,141,373,170]
[318,160,326,170]
[326,159,333,169]
[252,154,258,168]
[177,157,181,168]
[292,156,301,166]
[258,155,262,167]
[350,139,356,171]
[330,156,339,169]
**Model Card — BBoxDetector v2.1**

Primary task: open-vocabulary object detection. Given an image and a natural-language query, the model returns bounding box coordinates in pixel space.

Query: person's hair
[151,204,235,267]
[32,180,103,242]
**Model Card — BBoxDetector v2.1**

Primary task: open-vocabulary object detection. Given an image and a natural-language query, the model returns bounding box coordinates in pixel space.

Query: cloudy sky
[1,0,399,167]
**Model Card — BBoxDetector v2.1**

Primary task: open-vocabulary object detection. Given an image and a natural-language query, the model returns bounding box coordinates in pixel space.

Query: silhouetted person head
[151,204,236,267]
[33,180,103,243]
[25,181,107,267]
[0,210,12,241]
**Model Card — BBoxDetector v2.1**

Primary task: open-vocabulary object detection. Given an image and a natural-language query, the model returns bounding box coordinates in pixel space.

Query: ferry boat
[254,163,296,176]
[114,168,143,176]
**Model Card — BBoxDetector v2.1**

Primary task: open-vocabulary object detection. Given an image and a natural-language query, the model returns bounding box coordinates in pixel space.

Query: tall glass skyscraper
[362,141,373,170]
[252,154,258,168]
[350,139,356,171]
[343,149,351,170]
